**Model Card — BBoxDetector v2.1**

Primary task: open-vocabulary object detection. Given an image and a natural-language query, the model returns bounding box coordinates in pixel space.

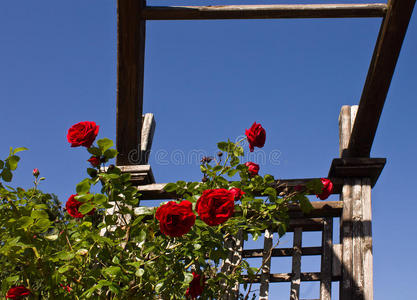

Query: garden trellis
[113,1,415,299]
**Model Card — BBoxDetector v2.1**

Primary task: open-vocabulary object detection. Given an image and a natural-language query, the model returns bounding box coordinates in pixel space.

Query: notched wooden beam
[327,157,386,187]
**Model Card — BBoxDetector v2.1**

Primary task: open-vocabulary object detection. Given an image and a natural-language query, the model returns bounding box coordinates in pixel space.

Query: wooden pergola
[114,1,416,299]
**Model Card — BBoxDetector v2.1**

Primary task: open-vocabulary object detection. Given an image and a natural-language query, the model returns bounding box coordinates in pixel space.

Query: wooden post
[320,217,333,300]
[290,227,302,300]
[259,229,273,300]
[116,0,146,165]
[339,105,373,299]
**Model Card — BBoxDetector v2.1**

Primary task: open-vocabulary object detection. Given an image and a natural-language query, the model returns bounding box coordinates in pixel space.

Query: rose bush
[0,121,331,299]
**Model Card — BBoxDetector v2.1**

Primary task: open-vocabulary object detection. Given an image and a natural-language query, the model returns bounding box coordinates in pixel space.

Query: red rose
[245,122,266,152]
[229,187,245,201]
[155,200,196,237]
[196,189,234,226]
[6,286,31,299]
[60,283,72,293]
[316,178,333,200]
[88,156,101,167]
[32,168,40,177]
[65,194,95,218]
[245,162,259,177]
[67,121,99,148]
[186,272,205,299]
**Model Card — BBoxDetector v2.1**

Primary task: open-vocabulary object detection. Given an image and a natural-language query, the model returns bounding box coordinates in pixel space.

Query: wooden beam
[243,272,322,283]
[116,0,146,165]
[142,4,387,20]
[136,178,344,200]
[328,157,386,187]
[348,0,416,157]
[243,246,322,258]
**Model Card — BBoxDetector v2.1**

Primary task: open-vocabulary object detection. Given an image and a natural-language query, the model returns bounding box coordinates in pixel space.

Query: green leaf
[227,169,238,177]
[104,149,117,159]
[163,183,177,193]
[31,210,49,220]
[112,256,120,264]
[230,156,239,167]
[94,194,107,204]
[103,266,121,277]
[264,174,275,184]
[263,187,277,198]
[79,203,95,215]
[299,195,314,214]
[17,216,33,230]
[155,282,164,293]
[212,165,222,172]
[12,147,28,155]
[0,160,4,169]
[1,169,12,182]
[33,218,51,232]
[97,138,113,152]
[7,155,20,171]
[136,268,145,277]
[217,142,229,151]
[58,265,71,273]
[184,272,194,284]
[233,146,244,157]
[56,252,75,261]
[87,147,102,157]
[44,234,59,241]
[76,179,91,194]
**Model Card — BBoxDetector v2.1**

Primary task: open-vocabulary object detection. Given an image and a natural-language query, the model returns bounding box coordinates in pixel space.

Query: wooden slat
[348,0,416,157]
[140,113,156,164]
[361,178,373,300]
[243,246,321,258]
[332,244,342,279]
[142,4,387,20]
[320,217,333,300]
[243,272,321,283]
[290,227,302,300]
[259,229,273,300]
[136,178,344,200]
[116,0,146,165]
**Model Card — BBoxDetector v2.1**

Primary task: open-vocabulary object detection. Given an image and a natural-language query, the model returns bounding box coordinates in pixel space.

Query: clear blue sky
[1,1,416,299]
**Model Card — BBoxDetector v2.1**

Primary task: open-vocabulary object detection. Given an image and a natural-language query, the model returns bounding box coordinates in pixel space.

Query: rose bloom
[67,121,99,148]
[245,162,259,177]
[196,189,234,226]
[155,200,196,237]
[186,272,205,299]
[316,178,333,200]
[245,122,266,152]
[65,194,95,218]
[229,187,245,201]
[6,286,31,299]
[87,156,101,168]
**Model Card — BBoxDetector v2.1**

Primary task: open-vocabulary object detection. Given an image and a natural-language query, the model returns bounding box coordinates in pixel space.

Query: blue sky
[1,1,416,299]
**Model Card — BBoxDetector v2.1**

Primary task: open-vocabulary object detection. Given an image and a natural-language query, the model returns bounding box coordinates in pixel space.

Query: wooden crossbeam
[243,272,322,283]
[348,0,416,157]
[116,0,146,165]
[142,4,387,20]
[136,178,344,199]
[243,246,322,258]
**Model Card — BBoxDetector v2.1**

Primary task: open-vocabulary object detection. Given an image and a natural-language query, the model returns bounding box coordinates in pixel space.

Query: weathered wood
[332,244,342,279]
[339,106,351,157]
[320,217,333,300]
[142,4,387,20]
[361,178,373,300]
[290,227,302,300]
[352,179,364,299]
[348,0,416,157]
[103,164,155,185]
[243,272,321,283]
[340,181,353,300]
[116,0,146,165]
[135,178,344,200]
[327,158,386,187]
[243,246,322,258]
[140,113,156,164]
[259,229,273,300]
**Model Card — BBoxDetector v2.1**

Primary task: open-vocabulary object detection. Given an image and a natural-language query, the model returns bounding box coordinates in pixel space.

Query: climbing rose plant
[0,121,332,299]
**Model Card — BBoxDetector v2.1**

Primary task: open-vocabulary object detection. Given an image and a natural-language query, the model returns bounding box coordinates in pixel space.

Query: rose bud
[32,168,40,177]
[217,151,223,157]
[196,189,234,226]
[155,200,196,237]
[316,178,333,200]
[229,187,245,201]
[245,162,260,177]
[6,286,31,299]
[186,272,205,299]
[67,121,99,148]
[201,176,208,183]
[87,156,101,168]
[245,122,266,152]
